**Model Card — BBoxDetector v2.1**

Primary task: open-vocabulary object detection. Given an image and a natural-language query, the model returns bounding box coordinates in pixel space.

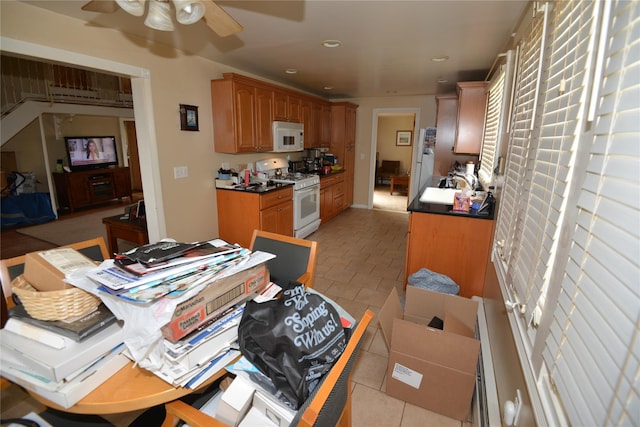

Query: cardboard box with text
[378,286,479,421]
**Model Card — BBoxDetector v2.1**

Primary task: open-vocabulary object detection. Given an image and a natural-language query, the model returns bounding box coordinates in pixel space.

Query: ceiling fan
[81,0,243,37]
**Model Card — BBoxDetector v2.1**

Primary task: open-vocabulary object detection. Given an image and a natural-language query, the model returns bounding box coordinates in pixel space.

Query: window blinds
[479,63,505,187]
[542,0,640,424]
[493,0,640,425]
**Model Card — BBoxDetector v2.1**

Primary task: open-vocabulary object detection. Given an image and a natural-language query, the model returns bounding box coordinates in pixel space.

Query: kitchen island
[404,190,495,298]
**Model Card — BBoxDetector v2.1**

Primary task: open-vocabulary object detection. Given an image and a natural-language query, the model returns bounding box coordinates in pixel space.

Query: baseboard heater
[472,296,501,427]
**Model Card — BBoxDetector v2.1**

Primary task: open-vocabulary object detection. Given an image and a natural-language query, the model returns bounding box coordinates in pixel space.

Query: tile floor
[1,207,470,426]
[310,208,470,427]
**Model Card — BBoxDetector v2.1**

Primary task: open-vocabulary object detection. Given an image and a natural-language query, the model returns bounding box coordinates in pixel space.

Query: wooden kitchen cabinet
[330,102,358,208]
[454,82,488,154]
[404,212,494,298]
[320,173,345,223]
[53,167,131,213]
[320,103,332,148]
[216,186,293,248]
[273,91,302,123]
[211,74,273,153]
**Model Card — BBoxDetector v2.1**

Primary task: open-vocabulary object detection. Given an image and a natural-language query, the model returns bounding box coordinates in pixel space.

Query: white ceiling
[22,0,528,99]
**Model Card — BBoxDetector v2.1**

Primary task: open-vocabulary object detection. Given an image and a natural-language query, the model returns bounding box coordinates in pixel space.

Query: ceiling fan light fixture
[322,40,342,48]
[145,0,174,31]
[172,0,205,25]
[115,0,146,16]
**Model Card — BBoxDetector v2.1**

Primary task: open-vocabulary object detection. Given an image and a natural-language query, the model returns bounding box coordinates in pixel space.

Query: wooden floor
[1,194,143,259]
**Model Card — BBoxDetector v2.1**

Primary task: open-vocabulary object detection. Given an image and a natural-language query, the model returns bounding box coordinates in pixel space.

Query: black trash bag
[238,282,348,409]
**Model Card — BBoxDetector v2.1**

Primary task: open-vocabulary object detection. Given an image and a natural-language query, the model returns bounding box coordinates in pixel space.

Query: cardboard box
[24,248,97,292]
[0,345,128,409]
[0,321,124,382]
[161,263,269,341]
[251,390,295,427]
[217,375,256,427]
[378,286,480,421]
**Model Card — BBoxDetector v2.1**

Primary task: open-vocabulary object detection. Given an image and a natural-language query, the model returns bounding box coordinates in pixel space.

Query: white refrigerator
[409,127,436,202]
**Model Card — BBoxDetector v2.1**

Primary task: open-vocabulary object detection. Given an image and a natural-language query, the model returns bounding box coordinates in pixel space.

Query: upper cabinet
[212,73,331,153]
[454,81,488,154]
[211,74,273,153]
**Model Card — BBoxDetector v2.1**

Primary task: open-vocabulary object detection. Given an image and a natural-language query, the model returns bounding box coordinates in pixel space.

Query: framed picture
[396,130,412,146]
[179,104,199,131]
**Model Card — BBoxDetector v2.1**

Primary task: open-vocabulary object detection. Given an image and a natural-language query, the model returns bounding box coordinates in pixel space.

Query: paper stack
[0,321,127,408]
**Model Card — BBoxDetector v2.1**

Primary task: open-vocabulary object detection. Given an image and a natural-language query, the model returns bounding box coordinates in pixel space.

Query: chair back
[250,230,318,288]
[0,237,109,309]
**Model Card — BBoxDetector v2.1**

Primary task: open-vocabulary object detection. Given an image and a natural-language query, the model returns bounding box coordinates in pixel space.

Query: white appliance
[255,158,321,238]
[272,121,304,153]
[409,127,436,202]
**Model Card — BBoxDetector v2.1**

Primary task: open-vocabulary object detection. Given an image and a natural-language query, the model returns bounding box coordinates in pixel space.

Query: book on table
[8,303,117,342]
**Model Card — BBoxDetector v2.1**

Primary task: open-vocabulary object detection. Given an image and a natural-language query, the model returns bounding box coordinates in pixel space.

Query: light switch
[174,166,188,179]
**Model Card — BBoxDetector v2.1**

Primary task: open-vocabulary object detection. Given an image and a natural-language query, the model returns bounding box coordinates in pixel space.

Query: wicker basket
[11,275,101,321]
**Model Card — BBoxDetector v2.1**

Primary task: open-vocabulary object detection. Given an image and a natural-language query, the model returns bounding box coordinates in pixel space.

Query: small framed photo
[179,104,199,131]
[396,130,412,146]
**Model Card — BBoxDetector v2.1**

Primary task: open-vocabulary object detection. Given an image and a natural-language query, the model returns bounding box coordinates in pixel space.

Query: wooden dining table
[28,358,236,415]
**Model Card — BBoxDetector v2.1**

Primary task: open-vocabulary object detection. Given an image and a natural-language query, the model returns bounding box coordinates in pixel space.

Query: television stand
[53,167,131,213]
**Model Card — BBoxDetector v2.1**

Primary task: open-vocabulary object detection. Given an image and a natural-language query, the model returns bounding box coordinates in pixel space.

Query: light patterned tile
[400,402,463,427]
[352,350,388,390]
[352,384,404,427]
[355,287,389,308]
[368,327,390,358]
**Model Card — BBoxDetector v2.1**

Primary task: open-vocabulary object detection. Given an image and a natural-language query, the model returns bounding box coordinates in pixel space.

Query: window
[493,1,639,424]
[479,50,515,188]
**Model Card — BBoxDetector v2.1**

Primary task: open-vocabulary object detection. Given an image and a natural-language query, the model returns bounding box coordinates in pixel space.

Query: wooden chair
[376,160,400,185]
[0,236,109,310]
[162,309,374,427]
[249,229,318,289]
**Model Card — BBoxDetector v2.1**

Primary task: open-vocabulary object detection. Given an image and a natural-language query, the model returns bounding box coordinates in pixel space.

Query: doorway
[2,36,165,242]
[370,109,420,212]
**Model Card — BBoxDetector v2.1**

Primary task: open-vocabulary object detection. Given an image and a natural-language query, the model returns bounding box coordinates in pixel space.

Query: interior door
[124,120,143,192]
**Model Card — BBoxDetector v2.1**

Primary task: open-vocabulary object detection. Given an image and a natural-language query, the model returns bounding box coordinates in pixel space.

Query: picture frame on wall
[179,104,199,131]
[396,130,412,146]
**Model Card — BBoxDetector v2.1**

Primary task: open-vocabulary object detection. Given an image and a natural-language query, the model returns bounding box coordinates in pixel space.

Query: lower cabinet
[320,173,345,223]
[404,212,494,298]
[216,187,293,248]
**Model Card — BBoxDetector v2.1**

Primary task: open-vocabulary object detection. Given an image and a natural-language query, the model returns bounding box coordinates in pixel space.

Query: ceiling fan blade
[81,0,119,13]
[203,1,243,37]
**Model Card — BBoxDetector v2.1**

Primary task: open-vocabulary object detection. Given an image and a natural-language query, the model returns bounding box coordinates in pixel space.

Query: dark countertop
[407,187,495,220]
[216,182,293,194]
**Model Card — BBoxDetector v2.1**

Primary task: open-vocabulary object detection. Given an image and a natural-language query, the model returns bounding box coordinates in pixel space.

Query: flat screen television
[64,136,119,171]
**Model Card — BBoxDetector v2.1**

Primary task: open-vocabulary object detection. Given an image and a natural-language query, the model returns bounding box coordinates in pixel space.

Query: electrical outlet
[174,166,188,179]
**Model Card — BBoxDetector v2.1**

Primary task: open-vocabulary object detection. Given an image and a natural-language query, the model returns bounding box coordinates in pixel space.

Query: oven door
[294,185,320,230]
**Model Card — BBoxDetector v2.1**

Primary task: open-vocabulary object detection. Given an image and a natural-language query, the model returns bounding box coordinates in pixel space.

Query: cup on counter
[323,165,331,175]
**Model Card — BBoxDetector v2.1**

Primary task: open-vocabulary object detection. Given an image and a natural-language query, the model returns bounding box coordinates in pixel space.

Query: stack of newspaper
[86,239,250,303]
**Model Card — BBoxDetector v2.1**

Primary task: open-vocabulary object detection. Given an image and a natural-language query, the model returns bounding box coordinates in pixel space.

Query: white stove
[255,158,321,238]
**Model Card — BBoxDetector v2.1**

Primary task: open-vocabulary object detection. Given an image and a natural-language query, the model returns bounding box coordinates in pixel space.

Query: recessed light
[285,69,298,74]
[322,40,342,48]
[437,78,449,84]
[431,55,449,62]
[323,86,334,90]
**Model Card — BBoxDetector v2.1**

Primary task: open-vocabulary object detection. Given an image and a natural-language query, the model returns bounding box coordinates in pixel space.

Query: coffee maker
[304,148,322,174]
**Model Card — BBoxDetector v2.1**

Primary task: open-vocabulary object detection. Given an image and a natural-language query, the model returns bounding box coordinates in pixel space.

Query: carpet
[373,185,409,212]
[16,207,124,247]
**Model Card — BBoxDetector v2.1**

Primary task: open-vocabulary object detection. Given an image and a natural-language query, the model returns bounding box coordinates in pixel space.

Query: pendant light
[115,0,146,16]
[144,0,174,31]
[172,0,205,25]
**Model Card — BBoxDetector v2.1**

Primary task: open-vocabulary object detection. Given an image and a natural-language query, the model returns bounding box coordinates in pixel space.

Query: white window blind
[495,6,546,273]
[511,0,598,335]
[479,62,505,187]
[493,0,640,425]
[542,0,640,424]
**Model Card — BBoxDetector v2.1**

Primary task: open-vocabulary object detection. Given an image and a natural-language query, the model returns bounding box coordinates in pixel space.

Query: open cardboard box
[378,286,480,421]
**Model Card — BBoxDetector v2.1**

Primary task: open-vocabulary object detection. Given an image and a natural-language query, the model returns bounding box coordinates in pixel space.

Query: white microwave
[272,121,304,152]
